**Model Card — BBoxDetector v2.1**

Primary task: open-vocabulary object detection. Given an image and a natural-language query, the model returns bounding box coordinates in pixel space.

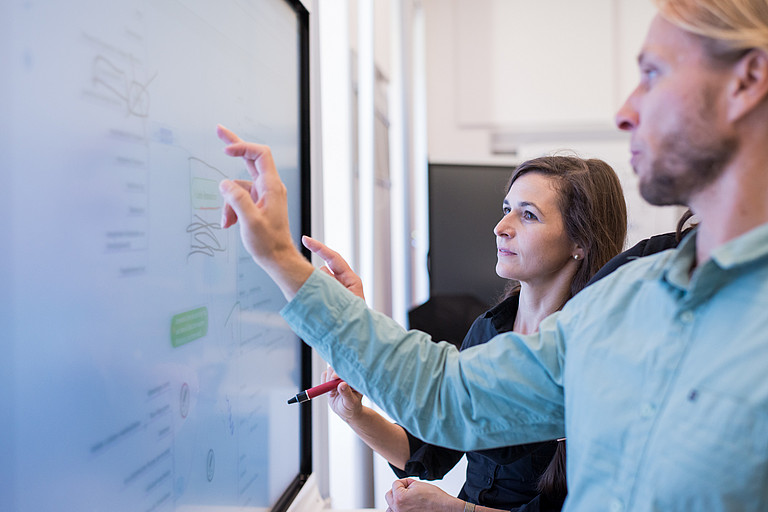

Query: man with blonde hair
[217,0,768,510]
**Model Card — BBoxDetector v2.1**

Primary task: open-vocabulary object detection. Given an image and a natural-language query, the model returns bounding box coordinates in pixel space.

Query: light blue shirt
[282,223,768,511]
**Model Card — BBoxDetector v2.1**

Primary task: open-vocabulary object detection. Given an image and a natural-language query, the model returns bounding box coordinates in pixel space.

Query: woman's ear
[573,245,585,261]
[727,49,768,122]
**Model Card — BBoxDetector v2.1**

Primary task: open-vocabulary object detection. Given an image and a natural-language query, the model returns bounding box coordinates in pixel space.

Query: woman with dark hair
[306,154,628,512]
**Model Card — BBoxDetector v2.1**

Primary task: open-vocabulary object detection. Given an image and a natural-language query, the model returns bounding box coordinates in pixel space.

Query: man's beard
[638,88,737,207]
[639,134,736,206]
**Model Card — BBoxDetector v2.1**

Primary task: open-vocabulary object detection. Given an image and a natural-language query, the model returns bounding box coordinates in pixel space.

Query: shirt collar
[663,221,768,290]
[663,229,698,290]
[484,293,520,333]
[710,221,768,269]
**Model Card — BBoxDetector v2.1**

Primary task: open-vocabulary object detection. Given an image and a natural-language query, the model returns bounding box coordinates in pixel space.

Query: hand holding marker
[287,377,343,404]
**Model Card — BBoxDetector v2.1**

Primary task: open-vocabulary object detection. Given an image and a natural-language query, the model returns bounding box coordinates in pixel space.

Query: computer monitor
[0,1,312,510]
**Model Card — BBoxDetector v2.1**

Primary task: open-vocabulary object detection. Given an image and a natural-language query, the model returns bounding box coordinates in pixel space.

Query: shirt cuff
[280,268,357,347]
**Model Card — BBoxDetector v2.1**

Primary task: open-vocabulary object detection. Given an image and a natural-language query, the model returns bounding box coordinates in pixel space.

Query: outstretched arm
[217,127,566,451]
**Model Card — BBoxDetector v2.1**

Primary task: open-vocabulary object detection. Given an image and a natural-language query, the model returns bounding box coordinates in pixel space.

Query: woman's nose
[494,216,512,238]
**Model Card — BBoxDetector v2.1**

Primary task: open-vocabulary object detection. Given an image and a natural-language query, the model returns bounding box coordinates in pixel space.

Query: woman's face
[493,172,580,284]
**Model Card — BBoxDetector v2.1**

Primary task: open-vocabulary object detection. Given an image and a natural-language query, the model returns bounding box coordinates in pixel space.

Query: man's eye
[641,67,658,82]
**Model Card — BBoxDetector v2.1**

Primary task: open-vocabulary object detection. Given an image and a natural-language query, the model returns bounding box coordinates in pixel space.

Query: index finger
[302,236,353,275]
[217,126,280,186]
[223,141,275,167]
[216,124,242,144]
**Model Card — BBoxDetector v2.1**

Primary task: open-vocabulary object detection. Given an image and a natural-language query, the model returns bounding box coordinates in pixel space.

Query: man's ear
[727,49,768,122]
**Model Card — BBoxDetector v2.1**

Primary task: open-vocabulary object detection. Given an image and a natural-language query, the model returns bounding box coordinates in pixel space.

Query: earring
[573,254,581,260]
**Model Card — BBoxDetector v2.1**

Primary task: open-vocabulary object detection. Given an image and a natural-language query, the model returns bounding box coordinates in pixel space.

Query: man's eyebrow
[637,51,662,67]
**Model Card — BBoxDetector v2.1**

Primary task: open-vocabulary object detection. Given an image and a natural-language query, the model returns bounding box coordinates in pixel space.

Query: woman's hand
[385,478,465,512]
[321,367,364,423]
[302,236,365,300]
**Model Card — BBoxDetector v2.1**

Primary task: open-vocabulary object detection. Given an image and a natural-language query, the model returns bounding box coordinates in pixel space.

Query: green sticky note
[171,307,208,347]
[191,177,221,210]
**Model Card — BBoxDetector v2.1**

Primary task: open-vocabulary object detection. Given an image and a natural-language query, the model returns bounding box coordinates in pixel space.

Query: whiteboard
[0,0,310,510]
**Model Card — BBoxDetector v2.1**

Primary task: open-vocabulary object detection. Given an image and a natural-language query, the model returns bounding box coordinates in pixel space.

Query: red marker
[287,378,343,404]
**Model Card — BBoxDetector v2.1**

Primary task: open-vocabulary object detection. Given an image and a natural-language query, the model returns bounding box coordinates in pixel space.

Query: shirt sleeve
[281,270,566,451]
[389,428,464,480]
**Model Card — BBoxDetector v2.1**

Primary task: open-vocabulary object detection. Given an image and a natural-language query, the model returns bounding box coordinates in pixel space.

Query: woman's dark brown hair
[500,155,628,302]
[498,155,628,502]
[676,208,696,241]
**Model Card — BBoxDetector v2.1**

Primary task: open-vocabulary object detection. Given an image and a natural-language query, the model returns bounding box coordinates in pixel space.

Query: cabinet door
[450,0,656,129]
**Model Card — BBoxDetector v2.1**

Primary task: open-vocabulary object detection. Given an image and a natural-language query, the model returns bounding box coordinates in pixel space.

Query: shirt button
[610,498,624,512]
[640,403,656,418]
[680,310,694,323]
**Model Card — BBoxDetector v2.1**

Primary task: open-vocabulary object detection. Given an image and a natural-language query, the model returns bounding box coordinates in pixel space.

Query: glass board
[0,0,311,510]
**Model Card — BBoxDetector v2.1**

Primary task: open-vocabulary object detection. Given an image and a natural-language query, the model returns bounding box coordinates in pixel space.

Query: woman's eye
[523,210,538,221]
[502,206,511,215]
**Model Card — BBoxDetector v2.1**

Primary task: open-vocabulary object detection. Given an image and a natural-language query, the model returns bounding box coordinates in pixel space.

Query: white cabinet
[459,0,616,128]
[424,0,657,163]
